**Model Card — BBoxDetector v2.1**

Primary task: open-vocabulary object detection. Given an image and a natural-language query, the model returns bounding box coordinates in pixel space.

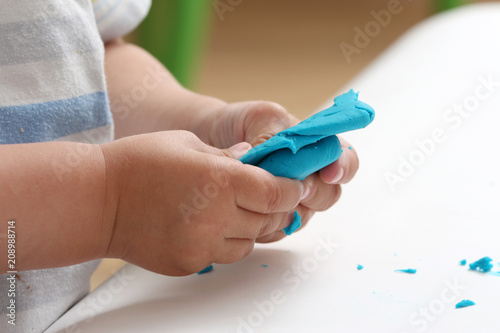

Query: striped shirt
[0,0,150,331]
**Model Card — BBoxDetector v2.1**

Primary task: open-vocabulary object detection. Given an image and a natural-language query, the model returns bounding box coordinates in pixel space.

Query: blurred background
[91,0,497,290]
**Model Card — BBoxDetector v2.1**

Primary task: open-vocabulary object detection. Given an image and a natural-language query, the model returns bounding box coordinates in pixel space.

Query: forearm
[104,40,226,141]
[0,142,116,272]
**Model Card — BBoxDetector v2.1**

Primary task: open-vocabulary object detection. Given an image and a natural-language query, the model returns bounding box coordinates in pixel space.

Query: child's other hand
[101,131,303,276]
[206,101,359,243]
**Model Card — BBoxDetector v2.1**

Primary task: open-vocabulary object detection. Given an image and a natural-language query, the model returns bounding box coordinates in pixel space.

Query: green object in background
[137,0,212,88]
[435,0,467,12]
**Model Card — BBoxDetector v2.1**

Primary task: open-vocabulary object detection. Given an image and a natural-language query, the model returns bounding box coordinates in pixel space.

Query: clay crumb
[469,257,493,273]
[197,265,214,275]
[455,299,475,309]
[395,268,417,274]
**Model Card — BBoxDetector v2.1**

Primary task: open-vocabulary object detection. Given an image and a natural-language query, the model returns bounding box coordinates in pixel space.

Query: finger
[233,165,303,213]
[225,209,286,240]
[256,229,287,243]
[255,211,295,238]
[181,131,251,160]
[256,206,314,243]
[319,137,359,185]
[214,238,255,264]
[301,173,342,211]
[296,206,315,230]
[337,137,359,184]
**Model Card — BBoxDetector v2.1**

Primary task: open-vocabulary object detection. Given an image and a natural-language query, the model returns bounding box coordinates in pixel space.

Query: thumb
[240,102,299,147]
[222,142,252,160]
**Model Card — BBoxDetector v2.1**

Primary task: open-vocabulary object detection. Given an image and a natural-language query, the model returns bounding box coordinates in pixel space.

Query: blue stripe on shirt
[0,92,112,144]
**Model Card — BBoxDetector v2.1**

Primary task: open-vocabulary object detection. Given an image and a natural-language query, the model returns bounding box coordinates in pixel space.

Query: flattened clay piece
[240,90,375,180]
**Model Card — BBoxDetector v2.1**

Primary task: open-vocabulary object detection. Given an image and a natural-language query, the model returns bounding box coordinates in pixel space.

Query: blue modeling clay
[357,264,364,270]
[460,259,467,266]
[197,265,214,274]
[256,135,341,180]
[455,299,476,309]
[240,90,375,180]
[261,264,268,268]
[395,269,417,274]
[469,257,493,272]
[282,211,301,235]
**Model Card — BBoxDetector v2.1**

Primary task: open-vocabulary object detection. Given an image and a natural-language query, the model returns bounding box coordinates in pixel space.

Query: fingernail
[231,142,252,153]
[328,167,344,184]
[230,142,252,159]
[300,184,310,201]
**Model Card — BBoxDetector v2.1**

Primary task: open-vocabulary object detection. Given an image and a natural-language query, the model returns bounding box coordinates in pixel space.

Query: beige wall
[198,0,495,119]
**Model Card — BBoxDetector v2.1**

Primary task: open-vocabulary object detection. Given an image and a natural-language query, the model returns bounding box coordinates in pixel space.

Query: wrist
[98,142,122,259]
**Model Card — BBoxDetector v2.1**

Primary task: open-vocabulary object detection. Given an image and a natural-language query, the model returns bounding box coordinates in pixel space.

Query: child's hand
[101,130,304,276]
[205,101,360,243]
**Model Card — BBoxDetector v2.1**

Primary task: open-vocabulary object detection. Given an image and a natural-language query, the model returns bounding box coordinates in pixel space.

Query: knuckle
[253,132,274,147]
[257,214,276,238]
[174,129,199,141]
[251,101,288,117]
[258,232,286,244]
[256,102,294,127]
[244,101,297,146]
[324,185,342,210]
[307,182,342,211]
[353,160,360,176]
[200,248,217,267]
[344,148,360,180]
[179,258,205,275]
[262,179,284,213]
[351,150,360,174]
[227,243,254,263]
[300,208,314,226]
